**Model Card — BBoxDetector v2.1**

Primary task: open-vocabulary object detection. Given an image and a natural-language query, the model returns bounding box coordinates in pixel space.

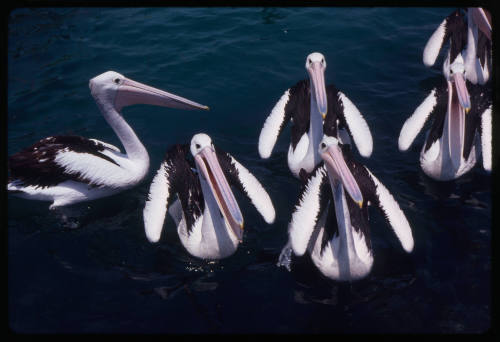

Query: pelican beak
[195,146,244,241]
[452,72,471,113]
[471,7,492,40]
[321,144,363,208]
[447,80,466,169]
[307,61,328,118]
[114,77,209,112]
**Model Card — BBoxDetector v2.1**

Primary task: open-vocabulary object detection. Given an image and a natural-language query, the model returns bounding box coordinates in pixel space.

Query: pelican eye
[321,58,324,64]
[308,58,312,64]
[321,142,326,149]
[114,78,120,84]
[195,143,201,149]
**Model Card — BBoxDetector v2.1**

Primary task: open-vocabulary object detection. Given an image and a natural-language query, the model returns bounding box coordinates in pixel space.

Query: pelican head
[89,71,209,113]
[190,133,244,241]
[319,135,363,208]
[305,52,328,118]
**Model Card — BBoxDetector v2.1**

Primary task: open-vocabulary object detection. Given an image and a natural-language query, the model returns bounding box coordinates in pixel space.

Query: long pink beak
[470,7,492,40]
[307,62,328,118]
[321,144,363,208]
[452,72,471,110]
[114,77,209,112]
[447,80,466,169]
[195,146,244,241]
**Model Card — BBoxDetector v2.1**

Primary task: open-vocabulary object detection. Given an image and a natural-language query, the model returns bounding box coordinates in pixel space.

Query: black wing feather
[444,9,467,64]
[8,135,119,188]
[463,81,492,159]
[424,83,448,152]
[160,144,204,234]
[323,84,344,137]
[288,80,312,150]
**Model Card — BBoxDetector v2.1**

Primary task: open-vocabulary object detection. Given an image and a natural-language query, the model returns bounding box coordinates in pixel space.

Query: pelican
[463,7,492,85]
[143,133,275,260]
[258,52,372,179]
[278,135,413,281]
[423,8,492,84]
[8,71,208,209]
[398,58,492,180]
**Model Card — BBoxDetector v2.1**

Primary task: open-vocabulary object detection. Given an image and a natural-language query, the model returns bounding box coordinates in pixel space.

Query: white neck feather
[95,99,149,165]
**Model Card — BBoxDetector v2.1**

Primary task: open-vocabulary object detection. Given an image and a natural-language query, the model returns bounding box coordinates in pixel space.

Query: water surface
[7,7,491,333]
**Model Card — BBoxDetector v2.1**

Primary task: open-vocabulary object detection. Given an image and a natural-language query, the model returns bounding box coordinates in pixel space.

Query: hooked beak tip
[203,106,210,111]
[465,107,471,114]
[357,200,363,208]
[322,113,326,120]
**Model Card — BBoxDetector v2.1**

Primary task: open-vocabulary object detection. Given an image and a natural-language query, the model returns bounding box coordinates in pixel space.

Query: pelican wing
[480,106,492,171]
[423,16,448,66]
[360,166,414,253]
[143,144,201,242]
[399,87,446,151]
[423,10,467,67]
[336,91,373,157]
[463,83,492,162]
[288,165,329,256]
[464,28,491,85]
[8,135,123,188]
[216,149,275,224]
[258,80,310,158]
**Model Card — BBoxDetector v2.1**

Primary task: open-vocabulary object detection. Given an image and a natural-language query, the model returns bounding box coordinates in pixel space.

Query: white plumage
[398,90,437,152]
[8,71,208,209]
[282,136,414,281]
[258,89,291,159]
[338,92,373,158]
[143,134,275,260]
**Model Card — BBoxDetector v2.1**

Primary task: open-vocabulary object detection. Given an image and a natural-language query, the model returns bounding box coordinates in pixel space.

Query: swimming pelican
[398,59,492,180]
[423,8,492,84]
[463,7,492,85]
[8,71,208,209]
[143,133,275,260]
[279,135,413,281]
[258,52,372,179]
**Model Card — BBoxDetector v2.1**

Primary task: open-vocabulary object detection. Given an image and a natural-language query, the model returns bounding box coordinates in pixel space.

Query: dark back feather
[8,135,119,188]
[424,83,448,152]
[288,80,312,150]
[162,144,204,234]
[444,9,467,63]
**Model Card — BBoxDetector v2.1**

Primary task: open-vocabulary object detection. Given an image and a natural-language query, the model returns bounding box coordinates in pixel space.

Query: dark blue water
[7,8,491,333]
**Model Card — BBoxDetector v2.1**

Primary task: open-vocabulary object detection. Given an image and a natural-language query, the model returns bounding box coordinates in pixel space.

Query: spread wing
[288,164,329,256]
[354,163,414,253]
[258,80,310,158]
[423,10,466,67]
[399,84,447,152]
[480,105,492,171]
[143,144,202,243]
[336,91,373,157]
[399,88,439,151]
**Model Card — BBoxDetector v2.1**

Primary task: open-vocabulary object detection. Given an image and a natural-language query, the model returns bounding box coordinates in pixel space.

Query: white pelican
[279,135,413,281]
[8,71,208,209]
[258,52,372,179]
[463,7,492,85]
[423,8,492,84]
[398,59,492,180]
[143,133,275,260]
